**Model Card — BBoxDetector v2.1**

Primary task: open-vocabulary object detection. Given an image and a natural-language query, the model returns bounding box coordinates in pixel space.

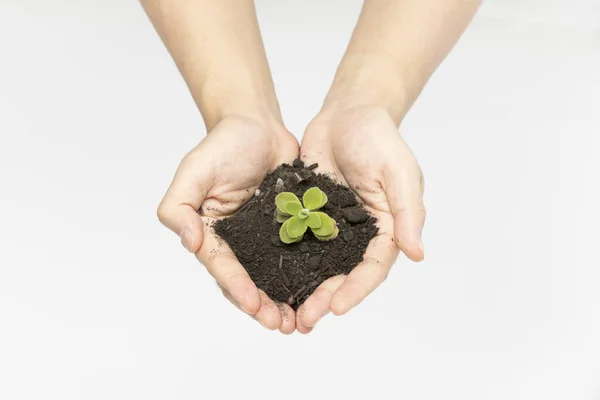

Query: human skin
[141,0,299,334]
[296,0,482,334]
[141,0,481,334]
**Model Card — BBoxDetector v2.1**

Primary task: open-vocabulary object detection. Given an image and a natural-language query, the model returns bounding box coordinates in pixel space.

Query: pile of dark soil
[213,160,378,310]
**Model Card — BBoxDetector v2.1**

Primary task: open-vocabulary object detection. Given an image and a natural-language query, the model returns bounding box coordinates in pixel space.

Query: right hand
[157,116,300,334]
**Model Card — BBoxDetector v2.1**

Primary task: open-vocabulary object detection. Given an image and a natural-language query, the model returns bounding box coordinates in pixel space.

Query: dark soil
[213,160,378,310]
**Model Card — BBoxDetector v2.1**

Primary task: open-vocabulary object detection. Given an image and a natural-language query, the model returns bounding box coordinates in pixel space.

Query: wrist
[193,77,283,132]
[322,54,408,126]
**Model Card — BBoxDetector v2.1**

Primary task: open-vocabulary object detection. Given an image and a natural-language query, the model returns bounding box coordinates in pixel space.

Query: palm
[297,108,425,333]
[195,118,298,219]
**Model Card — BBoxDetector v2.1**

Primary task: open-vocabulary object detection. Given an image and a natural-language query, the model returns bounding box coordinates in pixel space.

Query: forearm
[324,0,481,125]
[141,0,282,130]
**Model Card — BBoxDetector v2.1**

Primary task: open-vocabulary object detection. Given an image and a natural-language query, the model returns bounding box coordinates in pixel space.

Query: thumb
[384,160,426,262]
[157,151,213,253]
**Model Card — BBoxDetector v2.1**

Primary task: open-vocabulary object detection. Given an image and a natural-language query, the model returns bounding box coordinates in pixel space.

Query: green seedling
[275,187,339,244]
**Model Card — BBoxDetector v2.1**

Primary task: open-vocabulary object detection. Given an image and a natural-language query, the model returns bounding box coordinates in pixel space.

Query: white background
[1,0,599,399]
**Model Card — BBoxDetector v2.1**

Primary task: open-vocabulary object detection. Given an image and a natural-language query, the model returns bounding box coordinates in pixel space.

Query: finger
[299,275,346,327]
[254,290,281,331]
[198,220,261,314]
[218,283,288,332]
[277,303,296,335]
[157,149,214,253]
[218,285,277,330]
[217,282,244,311]
[295,309,313,335]
[384,158,426,262]
[330,223,399,315]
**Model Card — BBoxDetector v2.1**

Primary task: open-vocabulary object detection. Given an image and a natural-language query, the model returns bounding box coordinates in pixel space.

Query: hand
[157,116,300,334]
[297,106,426,333]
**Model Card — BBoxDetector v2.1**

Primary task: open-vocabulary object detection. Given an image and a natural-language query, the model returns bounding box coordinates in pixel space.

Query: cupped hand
[297,107,426,333]
[157,116,299,334]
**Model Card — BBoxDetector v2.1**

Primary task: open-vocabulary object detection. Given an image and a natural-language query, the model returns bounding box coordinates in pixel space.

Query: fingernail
[418,240,425,257]
[240,304,251,314]
[180,229,195,253]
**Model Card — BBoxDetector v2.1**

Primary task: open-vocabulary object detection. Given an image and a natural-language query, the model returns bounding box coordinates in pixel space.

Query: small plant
[275,187,339,243]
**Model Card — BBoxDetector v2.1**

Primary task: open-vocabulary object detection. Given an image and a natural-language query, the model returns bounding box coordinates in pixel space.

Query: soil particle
[306,254,323,270]
[299,243,310,254]
[343,231,355,242]
[275,178,285,193]
[330,190,357,208]
[342,207,370,224]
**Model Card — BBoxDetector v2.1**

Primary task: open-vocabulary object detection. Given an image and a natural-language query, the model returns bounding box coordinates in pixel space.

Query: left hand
[297,106,426,333]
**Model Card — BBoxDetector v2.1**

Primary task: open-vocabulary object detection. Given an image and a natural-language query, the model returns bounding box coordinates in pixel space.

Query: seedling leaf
[276,211,290,223]
[311,213,334,236]
[303,187,324,211]
[315,226,339,241]
[275,192,300,214]
[280,220,303,243]
[285,200,302,215]
[306,212,321,229]
[319,191,328,208]
[286,216,308,238]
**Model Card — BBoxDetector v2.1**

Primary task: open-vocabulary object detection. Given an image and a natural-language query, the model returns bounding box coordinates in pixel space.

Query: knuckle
[180,151,195,166]
[180,147,204,168]
[156,202,171,225]
[223,270,246,290]
[216,282,229,297]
